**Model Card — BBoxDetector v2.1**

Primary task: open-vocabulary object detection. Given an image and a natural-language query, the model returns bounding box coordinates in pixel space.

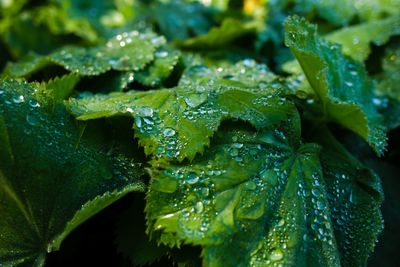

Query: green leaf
[67,78,296,161]
[0,80,145,266]
[285,16,387,155]
[152,1,213,41]
[326,16,400,62]
[312,127,383,267]
[376,46,400,102]
[176,18,257,50]
[36,73,81,103]
[3,31,163,77]
[135,47,181,87]
[274,0,400,25]
[375,45,400,129]
[1,5,98,58]
[178,60,278,89]
[145,121,383,266]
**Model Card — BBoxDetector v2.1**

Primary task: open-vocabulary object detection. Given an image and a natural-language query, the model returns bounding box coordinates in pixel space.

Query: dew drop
[270,249,283,261]
[155,51,169,58]
[163,128,176,137]
[195,201,204,214]
[184,93,208,108]
[28,99,40,108]
[26,113,38,126]
[135,117,143,128]
[185,172,199,184]
[138,106,154,117]
[13,95,25,103]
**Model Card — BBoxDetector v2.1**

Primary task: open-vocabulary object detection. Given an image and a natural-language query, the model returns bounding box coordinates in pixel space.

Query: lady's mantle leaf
[135,47,181,87]
[312,127,383,267]
[0,80,145,266]
[376,46,400,102]
[285,16,387,155]
[145,115,383,266]
[326,16,400,62]
[176,18,257,50]
[375,45,400,129]
[3,31,164,77]
[67,76,296,161]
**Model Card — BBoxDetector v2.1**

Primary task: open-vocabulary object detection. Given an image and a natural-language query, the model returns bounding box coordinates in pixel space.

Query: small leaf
[285,16,387,155]
[176,18,257,50]
[326,16,400,62]
[135,47,181,87]
[3,31,164,77]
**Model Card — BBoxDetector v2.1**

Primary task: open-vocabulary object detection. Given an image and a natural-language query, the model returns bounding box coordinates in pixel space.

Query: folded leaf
[0,80,145,266]
[285,16,387,155]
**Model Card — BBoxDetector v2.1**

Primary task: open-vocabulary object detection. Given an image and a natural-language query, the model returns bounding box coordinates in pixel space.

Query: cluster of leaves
[0,0,399,266]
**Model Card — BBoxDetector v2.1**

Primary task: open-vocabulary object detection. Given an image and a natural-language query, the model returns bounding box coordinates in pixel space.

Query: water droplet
[155,51,169,58]
[201,187,210,197]
[26,113,38,126]
[135,117,143,128]
[232,143,243,149]
[138,106,153,117]
[163,128,176,137]
[345,81,353,87]
[185,172,199,184]
[28,99,40,108]
[184,93,208,108]
[13,95,25,103]
[311,189,320,197]
[195,201,204,213]
[270,249,283,261]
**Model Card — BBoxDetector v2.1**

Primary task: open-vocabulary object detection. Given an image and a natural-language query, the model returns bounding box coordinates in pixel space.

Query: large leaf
[312,127,383,267]
[0,80,145,266]
[67,66,295,161]
[145,122,382,266]
[285,16,387,155]
[326,16,400,62]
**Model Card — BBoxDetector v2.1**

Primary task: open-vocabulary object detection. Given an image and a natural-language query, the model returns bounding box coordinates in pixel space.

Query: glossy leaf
[135,47,181,87]
[3,31,163,77]
[285,16,387,155]
[145,122,383,266]
[312,127,383,267]
[68,81,296,161]
[0,80,145,266]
